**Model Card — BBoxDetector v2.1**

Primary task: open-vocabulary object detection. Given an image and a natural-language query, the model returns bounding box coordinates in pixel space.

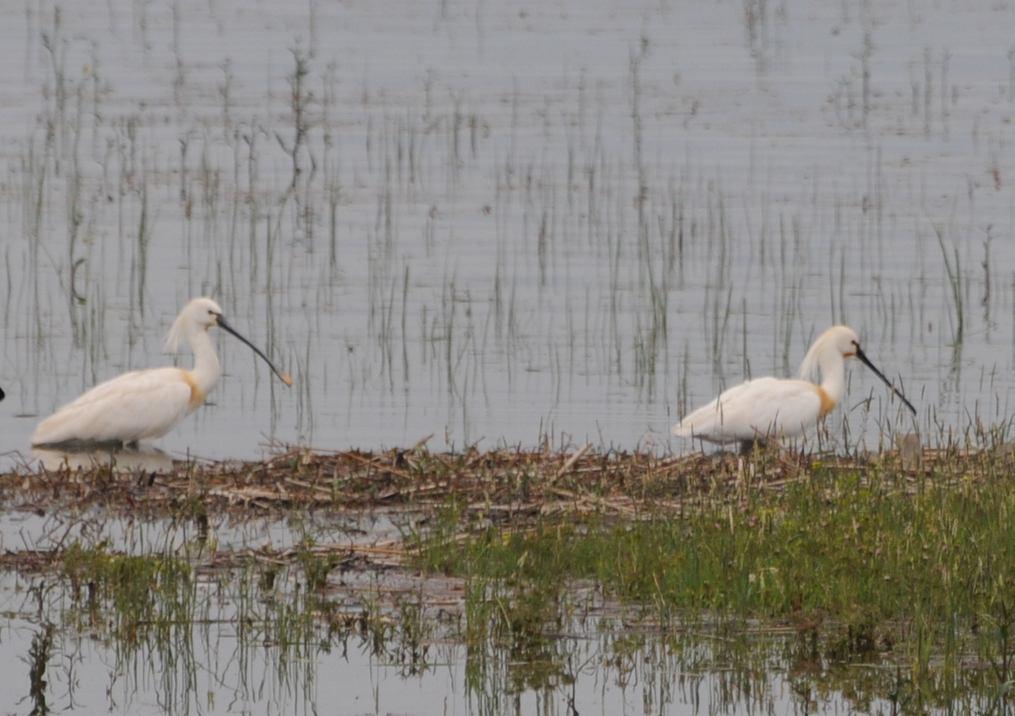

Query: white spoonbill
[32,297,292,448]
[672,326,915,451]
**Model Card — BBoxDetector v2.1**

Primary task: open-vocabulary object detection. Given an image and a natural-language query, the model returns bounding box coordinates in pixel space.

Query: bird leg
[738,439,761,455]
[738,436,783,456]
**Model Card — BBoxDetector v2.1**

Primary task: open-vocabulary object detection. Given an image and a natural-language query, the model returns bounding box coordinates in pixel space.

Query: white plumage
[32,297,292,448]
[33,368,195,446]
[675,377,831,444]
[672,325,915,448]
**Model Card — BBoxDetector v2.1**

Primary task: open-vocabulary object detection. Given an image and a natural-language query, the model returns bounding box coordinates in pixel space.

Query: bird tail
[671,419,693,437]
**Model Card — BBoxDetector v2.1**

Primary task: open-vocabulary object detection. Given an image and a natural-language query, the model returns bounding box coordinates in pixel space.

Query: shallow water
[1,0,1015,463]
[0,560,916,716]
[0,494,999,715]
[0,502,408,556]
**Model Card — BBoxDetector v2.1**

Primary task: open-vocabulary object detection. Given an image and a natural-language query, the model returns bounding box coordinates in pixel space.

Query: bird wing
[673,377,822,443]
[32,368,193,446]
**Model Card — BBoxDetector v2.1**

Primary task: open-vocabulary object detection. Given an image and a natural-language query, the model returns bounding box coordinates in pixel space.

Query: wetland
[0,444,1011,713]
[1,0,1015,712]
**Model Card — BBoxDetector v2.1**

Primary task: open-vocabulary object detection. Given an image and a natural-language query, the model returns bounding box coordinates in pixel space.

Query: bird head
[165,297,224,351]
[799,325,915,415]
[798,326,858,381]
[164,297,293,387]
[193,297,225,330]
[833,326,862,359]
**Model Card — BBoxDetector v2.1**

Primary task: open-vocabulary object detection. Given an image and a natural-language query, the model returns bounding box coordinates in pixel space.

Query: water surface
[2,0,1015,461]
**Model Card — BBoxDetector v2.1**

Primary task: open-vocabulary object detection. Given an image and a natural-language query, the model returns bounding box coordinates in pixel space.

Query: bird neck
[188,328,221,394]
[817,350,846,406]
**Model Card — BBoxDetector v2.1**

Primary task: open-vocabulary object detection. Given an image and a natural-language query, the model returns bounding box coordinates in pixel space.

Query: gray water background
[2,0,1013,461]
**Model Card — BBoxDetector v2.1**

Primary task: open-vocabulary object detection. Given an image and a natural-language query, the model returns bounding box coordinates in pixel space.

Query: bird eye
[207,309,214,315]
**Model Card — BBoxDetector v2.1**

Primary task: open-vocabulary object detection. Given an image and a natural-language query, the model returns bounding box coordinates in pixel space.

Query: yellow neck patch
[814,385,837,418]
[180,370,206,410]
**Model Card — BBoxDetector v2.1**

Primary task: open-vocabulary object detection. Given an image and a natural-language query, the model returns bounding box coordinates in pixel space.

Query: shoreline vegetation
[2,441,1013,711]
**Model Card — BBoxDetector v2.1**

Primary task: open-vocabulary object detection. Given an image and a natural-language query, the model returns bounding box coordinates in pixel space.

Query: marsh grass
[3,443,1014,710]
[17,542,410,713]
[415,447,1015,710]
[60,542,194,644]
[27,622,53,716]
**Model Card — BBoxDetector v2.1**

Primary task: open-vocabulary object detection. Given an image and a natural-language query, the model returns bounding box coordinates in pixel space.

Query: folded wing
[32,368,193,446]
[672,377,823,443]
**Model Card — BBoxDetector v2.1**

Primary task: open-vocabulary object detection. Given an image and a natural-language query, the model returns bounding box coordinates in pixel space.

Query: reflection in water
[27,624,54,716]
[31,446,174,473]
[3,585,998,716]
[0,520,998,714]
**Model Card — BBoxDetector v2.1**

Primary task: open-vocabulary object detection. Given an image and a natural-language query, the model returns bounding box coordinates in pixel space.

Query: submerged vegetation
[1,442,1013,711]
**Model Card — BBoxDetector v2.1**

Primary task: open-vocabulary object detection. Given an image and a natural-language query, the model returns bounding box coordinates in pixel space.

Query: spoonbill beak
[855,347,916,415]
[216,315,293,386]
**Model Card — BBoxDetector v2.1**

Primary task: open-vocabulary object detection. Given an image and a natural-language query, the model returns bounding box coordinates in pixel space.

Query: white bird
[32,297,292,448]
[672,325,915,451]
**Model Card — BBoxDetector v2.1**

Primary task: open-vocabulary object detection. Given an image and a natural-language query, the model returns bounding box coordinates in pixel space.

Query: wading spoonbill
[32,297,292,448]
[672,326,915,451]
